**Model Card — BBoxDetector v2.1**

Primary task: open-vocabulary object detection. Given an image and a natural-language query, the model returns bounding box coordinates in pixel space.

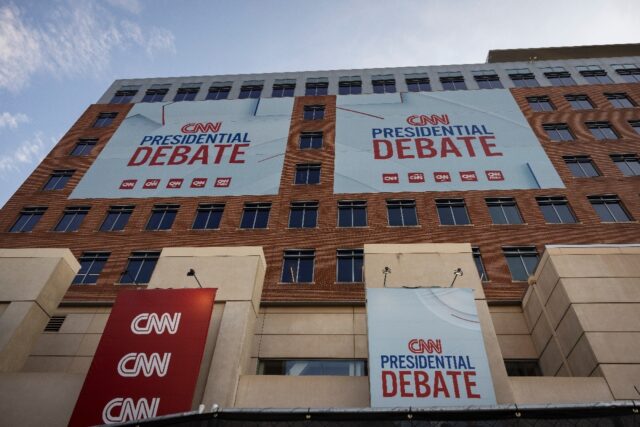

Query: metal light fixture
[449,268,463,288]
[382,266,391,287]
[187,268,203,288]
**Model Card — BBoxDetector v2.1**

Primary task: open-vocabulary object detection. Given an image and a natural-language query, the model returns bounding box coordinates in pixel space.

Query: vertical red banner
[69,288,216,426]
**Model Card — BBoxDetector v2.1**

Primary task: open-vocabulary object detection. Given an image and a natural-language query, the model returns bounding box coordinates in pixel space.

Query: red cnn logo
[120,179,137,190]
[406,114,450,126]
[143,179,160,189]
[167,178,184,189]
[180,122,221,133]
[408,172,425,183]
[408,338,443,354]
[382,173,399,184]
[214,177,231,188]
[486,170,504,181]
[460,171,478,182]
[190,178,207,188]
[434,172,451,183]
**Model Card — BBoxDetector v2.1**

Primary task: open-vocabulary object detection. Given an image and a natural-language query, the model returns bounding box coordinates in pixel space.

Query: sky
[0,0,639,207]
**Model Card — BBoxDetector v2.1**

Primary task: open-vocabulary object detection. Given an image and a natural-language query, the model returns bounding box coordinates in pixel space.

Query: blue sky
[1,0,639,207]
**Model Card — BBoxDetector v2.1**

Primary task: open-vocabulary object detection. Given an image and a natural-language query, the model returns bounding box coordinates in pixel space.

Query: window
[586,121,618,140]
[299,131,323,149]
[70,138,97,156]
[305,78,328,96]
[110,86,138,104]
[473,70,503,89]
[10,206,46,232]
[289,201,318,228]
[338,76,362,95]
[100,205,134,231]
[173,83,200,101]
[43,170,74,190]
[588,195,632,222]
[526,96,554,112]
[565,94,594,110]
[503,247,539,281]
[610,154,640,176]
[541,67,576,86]
[206,82,232,100]
[507,68,539,88]
[542,123,573,141]
[142,84,170,103]
[387,199,418,226]
[145,204,178,231]
[259,359,365,376]
[576,66,613,84]
[472,247,489,282]
[303,105,325,120]
[72,252,109,285]
[486,198,523,225]
[272,80,296,98]
[336,249,364,283]
[281,249,314,283]
[439,71,467,90]
[294,163,321,184]
[121,251,159,284]
[240,202,271,229]
[192,203,224,229]
[93,112,117,128]
[372,75,396,93]
[44,316,66,332]
[338,200,367,227]
[613,64,640,83]
[239,82,263,99]
[536,197,577,224]
[405,74,431,92]
[629,120,640,135]
[605,93,636,108]
[563,155,600,177]
[436,199,470,225]
[504,360,541,376]
[54,206,90,232]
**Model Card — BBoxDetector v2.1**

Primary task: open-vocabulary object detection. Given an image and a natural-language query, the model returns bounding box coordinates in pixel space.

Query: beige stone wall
[489,305,537,360]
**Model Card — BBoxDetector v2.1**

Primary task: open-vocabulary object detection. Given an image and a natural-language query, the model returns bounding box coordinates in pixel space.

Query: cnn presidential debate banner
[70,98,293,198]
[334,91,564,192]
[367,288,496,407]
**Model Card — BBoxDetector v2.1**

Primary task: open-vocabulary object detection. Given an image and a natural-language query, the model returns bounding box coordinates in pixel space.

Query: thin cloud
[0,2,175,92]
[0,112,29,129]
[105,0,143,14]
[0,131,54,176]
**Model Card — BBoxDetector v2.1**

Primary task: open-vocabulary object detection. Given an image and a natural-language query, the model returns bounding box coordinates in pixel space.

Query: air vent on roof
[44,315,66,332]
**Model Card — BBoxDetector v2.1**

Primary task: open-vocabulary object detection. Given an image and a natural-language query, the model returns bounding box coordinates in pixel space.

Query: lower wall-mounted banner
[367,288,496,407]
[69,288,216,426]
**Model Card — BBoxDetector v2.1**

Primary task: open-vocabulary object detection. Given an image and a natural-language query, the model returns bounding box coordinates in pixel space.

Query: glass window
[504,247,539,281]
[472,247,489,281]
[543,123,573,141]
[54,206,89,232]
[145,204,178,231]
[372,75,396,94]
[272,80,296,98]
[303,105,325,120]
[70,138,97,156]
[239,82,263,99]
[192,203,224,229]
[338,200,367,227]
[93,112,117,128]
[258,359,366,376]
[439,71,467,90]
[541,67,576,86]
[72,252,109,285]
[100,205,134,231]
[121,251,160,284]
[338,76,362,95]
[565,94,594,110]
[613,64,640,83]
[526,96,554,112]
[610,154,640,176]
[10,206,47,232]
[281,249,314,283]
[507,68,539,87]
[289,201,318,228]
[240,202,271,229]
[504,360,542,376]
[486,198,523,224]
[536,196,577,224]
[586,121,618,140]
[436,199,470,225]
[305,78,328,96]
[173,83,200,102]
[605,93,636,108]
[629,120,640,135]
[473,70,503,89]
[576,66,613,84]
[206,82,232,100]
[405,75,431,92]
[43,169,74,190]
[387,199,418,226]
[588,195,633,222]
[294,164,321,184]
[336,249,363,283]
[142,84,170,102]
[299,131,323,149]
[110,86,138,104]
[563,155,600,177]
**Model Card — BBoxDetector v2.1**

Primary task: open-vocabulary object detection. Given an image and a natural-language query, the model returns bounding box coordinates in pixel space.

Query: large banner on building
[335,91,564,192]
[69,288,216,426]
[70,98,293,198]
[367,288,496,407]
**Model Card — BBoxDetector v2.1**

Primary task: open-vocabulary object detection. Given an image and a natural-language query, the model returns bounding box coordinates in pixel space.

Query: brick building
[0,44,639,425]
